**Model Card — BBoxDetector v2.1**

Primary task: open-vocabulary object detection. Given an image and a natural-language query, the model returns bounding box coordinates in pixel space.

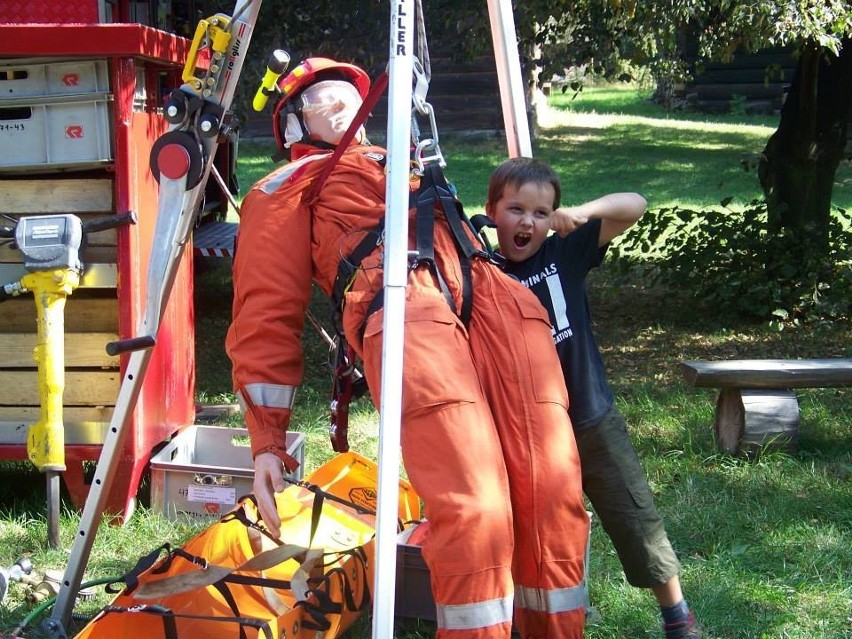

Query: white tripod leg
[487,0,533,158]
[372,0,414,636]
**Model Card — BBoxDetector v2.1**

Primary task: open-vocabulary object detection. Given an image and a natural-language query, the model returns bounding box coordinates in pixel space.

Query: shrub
[611,200,852,324]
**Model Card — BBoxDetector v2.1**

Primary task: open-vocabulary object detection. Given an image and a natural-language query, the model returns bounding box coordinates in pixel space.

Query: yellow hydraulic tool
[0,212,134,550]
[10,214,83,550]
[23,268,80,521]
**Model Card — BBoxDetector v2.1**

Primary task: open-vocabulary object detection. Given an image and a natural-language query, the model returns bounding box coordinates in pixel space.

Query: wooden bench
[679,359,852,455]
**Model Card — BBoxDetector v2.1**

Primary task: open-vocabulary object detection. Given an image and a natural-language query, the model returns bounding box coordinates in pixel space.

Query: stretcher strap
[299,546,371,631]
[221,495,283,546]
[108,544,206,595]
[103,510,374,637]
[232,488,324,548]
[132,543,314,600]
[210,581,250,639]
[209,546,369,633]
[229,494,373,633]
[221,573,294,590]
[101,603,274,639]
[279,477,377,518]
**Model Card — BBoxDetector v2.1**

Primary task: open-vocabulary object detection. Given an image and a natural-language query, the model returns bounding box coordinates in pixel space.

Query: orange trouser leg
[357,265,587,638]
[469,262,588,639]
[360,287,515,638]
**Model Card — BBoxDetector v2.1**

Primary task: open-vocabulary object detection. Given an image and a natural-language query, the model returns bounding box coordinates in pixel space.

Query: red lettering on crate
[62,73,80,87]
[66,125,84,138]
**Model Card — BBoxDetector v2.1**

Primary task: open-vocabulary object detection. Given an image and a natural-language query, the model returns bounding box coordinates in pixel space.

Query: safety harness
[305,56,499,453]
[322,159,497,453]
[329,162,493,329]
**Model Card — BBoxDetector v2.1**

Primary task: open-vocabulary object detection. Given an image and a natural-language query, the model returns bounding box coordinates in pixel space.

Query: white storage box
[0,59,110,98]
[0,96,113,170]
[0,58,112,171]
[150,426,305,520]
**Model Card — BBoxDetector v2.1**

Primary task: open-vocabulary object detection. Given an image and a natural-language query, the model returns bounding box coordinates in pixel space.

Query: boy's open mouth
[514,232,531,248]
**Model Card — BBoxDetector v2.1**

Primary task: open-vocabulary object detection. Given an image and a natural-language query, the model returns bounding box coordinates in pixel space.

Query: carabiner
[412,57,430,116]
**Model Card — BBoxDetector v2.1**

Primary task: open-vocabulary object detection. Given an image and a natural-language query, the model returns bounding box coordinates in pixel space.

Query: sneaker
[663,611,702,639]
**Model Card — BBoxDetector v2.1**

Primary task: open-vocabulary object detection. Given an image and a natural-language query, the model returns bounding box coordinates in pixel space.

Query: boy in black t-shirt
[486,157,702,639]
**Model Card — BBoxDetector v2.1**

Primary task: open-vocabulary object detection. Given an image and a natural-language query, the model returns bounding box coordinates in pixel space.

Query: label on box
[186,484,236,505]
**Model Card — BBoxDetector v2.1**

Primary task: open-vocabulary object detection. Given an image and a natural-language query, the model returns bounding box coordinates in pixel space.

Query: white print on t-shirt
[518,262,573,344]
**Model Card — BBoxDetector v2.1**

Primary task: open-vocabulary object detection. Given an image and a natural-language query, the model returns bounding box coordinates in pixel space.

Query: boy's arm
[550,192,646,247]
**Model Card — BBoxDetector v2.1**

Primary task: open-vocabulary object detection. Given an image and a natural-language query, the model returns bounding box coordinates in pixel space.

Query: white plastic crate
[0,58,112,171]
[0,96,112,170]
[150,426,305,520]
[0,59,110,98]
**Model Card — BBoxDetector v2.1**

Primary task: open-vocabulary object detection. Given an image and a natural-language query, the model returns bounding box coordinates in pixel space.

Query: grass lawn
[1,84,850,639]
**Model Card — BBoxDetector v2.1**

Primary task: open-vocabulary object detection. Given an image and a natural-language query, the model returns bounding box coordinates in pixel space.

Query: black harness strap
[331,162,493,340]
[330,218,385,336]
[414,162,491,325]
[106,541,249,639]
[225,479,376,545]
[414,180,457,313]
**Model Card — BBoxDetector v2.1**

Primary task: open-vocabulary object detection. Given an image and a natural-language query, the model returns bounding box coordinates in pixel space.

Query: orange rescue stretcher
[74,452,421,639]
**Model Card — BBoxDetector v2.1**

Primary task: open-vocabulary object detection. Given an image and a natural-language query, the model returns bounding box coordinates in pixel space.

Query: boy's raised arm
[551,192,646,246]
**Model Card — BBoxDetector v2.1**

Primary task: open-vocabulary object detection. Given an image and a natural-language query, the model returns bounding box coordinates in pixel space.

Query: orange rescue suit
[226,142,589,638]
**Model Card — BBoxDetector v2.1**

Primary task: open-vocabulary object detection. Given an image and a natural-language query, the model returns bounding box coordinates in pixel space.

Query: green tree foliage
[221,0,851,320]
[205,0,387,115]
[615,202,852,322]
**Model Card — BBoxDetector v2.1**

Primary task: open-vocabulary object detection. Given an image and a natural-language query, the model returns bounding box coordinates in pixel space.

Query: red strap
[329,344,357,453]
[306,70,389,204]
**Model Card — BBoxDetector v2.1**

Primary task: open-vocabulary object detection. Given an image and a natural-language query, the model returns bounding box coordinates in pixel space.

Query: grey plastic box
[150,425,305,520]
[0,58,110,98]
[0,96,113,171]
[0,58,113,171]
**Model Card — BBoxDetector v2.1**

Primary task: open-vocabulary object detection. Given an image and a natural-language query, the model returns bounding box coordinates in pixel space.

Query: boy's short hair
[487,157,561,210]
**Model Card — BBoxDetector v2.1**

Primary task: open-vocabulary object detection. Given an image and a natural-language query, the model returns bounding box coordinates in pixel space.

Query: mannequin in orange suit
[227,57,589,638]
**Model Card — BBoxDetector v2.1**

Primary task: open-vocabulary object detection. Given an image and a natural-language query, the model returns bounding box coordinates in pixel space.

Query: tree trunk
[758,39,852,250]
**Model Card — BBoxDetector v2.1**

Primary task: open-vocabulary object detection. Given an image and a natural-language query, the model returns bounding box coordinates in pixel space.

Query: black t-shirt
[503,219,613,430]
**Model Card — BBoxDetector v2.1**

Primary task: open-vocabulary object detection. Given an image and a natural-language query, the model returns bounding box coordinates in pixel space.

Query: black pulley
[149,130,205,189]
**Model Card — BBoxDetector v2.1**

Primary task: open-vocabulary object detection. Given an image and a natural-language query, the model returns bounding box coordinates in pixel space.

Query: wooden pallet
[0,176,120,444]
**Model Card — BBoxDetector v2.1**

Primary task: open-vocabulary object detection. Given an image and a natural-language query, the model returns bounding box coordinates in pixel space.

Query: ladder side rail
[46,2,264,634]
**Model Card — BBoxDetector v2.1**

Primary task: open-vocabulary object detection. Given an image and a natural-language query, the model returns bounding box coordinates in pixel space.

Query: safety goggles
[300,80,363,114]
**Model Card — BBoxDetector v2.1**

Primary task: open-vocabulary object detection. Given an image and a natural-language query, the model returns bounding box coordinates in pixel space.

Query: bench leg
[714,388,800,456]
[714,389,744,455]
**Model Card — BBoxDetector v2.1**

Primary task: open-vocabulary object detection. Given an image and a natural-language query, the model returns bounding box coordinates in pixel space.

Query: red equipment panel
[2,1,100,24]
[0,24,196,519]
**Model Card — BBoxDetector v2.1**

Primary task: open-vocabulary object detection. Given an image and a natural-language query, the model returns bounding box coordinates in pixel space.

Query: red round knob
[158,143,191,180]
